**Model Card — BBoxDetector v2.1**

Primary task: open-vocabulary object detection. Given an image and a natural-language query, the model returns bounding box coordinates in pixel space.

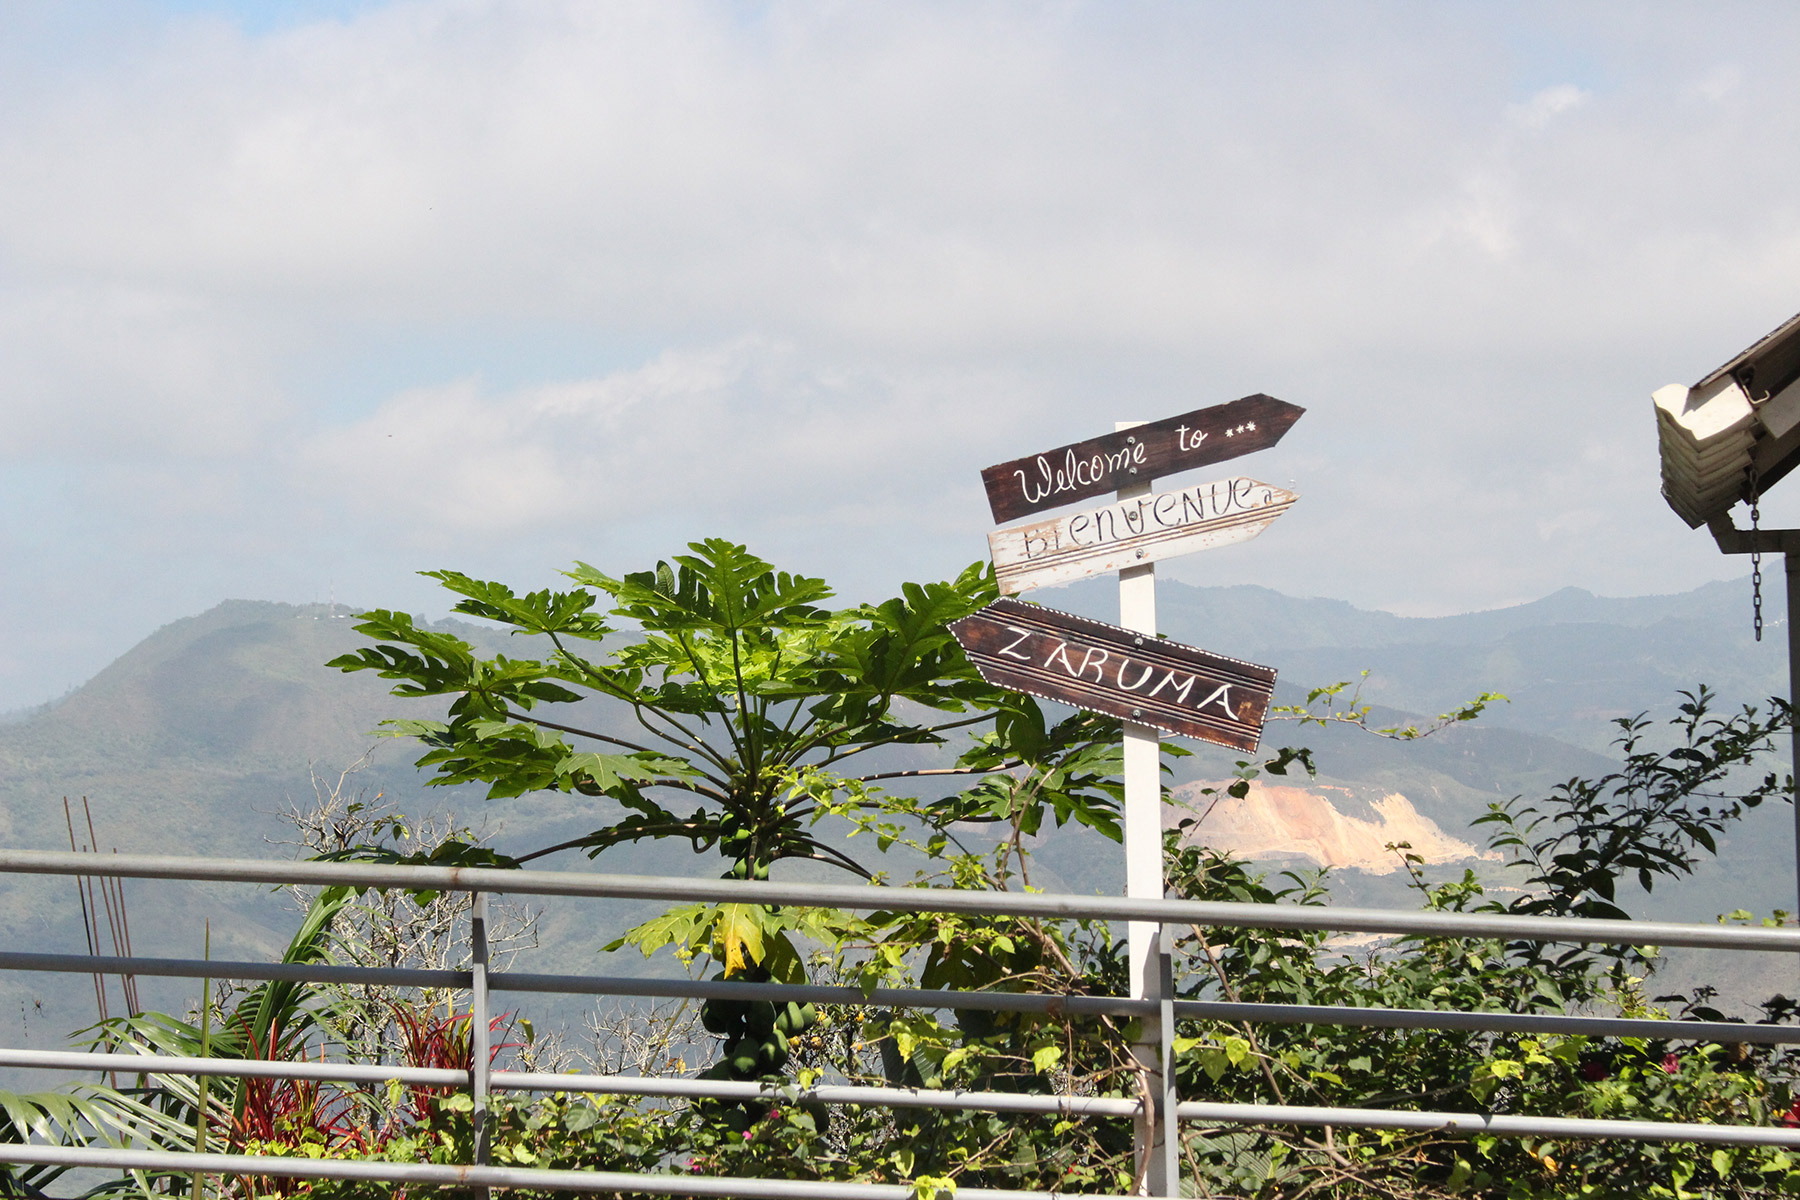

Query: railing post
[1786,552,1800,919]
[470,891,491,1195]
[1151,923,1181,1196]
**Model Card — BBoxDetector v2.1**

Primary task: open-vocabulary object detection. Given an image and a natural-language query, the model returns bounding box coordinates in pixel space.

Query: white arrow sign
[988,476,1298,595]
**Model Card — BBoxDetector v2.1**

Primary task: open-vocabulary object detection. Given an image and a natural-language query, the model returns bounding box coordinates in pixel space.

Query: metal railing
[2,848,1799,1197]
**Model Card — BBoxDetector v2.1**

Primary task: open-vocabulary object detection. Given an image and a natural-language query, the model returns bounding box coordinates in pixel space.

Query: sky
[4,1,1800,709]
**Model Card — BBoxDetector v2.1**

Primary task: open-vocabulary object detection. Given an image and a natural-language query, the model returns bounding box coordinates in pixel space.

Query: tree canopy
[326,538,1134,881]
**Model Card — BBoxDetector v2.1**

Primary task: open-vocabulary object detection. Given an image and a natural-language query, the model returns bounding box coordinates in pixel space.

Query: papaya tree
[326,539,1131,1090]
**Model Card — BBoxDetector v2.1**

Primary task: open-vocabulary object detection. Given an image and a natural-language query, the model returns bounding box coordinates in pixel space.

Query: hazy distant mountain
[1054,575,1787,755]
[0,578,1791,1053]
[0,601,684,1059]
[1109,575,1791,918]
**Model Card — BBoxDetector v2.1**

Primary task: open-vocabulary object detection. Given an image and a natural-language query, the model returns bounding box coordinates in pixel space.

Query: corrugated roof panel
[1658,308,1800,528]
[1699,308,1800,394]
[1654,381,1756,529]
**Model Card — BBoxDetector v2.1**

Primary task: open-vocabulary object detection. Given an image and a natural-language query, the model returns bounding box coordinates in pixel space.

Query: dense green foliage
[1153,688,1800,1198]
[323,540,1134,1104]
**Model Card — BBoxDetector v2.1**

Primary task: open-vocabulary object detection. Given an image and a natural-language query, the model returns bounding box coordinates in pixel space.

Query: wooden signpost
[979,393,1304,523]
[949,598,1276,752]
[970,393,1304,1198]
[988,476,1297,594]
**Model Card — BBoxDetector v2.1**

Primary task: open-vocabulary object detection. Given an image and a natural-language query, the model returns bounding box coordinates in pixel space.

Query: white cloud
[6,2,1800,701]
[0,282,283,460]
[0,5,1679,358]
[1510,83,1588,131]
[1685,65,1743,104]
[297,339,1034,542]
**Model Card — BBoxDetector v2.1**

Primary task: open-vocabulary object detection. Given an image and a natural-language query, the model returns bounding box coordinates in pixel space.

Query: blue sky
[3,1,1800,708]
[156,2,387,31]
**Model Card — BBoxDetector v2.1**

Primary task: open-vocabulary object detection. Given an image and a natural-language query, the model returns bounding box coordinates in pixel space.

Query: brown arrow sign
[949,598,1276,751]
[979,393,1305,524]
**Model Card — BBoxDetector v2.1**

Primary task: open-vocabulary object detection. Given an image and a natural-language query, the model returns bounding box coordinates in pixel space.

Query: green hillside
[1142,577,1798,925]
[0,578,1792,1055]
[0,602,697,1059]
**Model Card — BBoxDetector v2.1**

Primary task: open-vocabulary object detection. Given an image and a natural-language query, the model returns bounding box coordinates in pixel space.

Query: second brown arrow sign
[949,598,1276,752]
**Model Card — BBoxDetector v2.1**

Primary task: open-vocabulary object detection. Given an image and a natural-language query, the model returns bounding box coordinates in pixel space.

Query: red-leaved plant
[225,1004,520,1196]
[388,1002,520,1126]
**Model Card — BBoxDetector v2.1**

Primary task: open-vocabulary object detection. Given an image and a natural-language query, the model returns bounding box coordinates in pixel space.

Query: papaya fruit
[745,1000,777,1036]
[758,1037,790,1071]
[700,1000,739,1035]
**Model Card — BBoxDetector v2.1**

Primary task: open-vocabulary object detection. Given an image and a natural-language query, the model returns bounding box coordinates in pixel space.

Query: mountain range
[0,574,1791,1057]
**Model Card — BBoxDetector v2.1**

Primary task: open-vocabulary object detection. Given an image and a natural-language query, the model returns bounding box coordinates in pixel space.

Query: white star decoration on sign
[1223,423,1254,437]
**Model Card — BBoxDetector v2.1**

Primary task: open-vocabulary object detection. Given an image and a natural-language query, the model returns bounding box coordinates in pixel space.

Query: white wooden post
[1117,422,1172,1195]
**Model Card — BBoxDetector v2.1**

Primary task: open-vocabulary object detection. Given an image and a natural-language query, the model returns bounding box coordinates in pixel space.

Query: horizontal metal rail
[26,1046,1800,1137]
[9,1098,1799,1193]
[0,950,1155,1017]
[4,1056,1794,1152]
[1176,1100,1800,1148]
[10,949,1800,1045]
[6,848,1799,951]
[493,1072,1142,1117]
[1176,998,1800,1045]
[0,1048,463,1088]
[0,1144,1116,1200]
[498,969,1151,1016]
[0,1049,1141,1118]
[0,950,465,990]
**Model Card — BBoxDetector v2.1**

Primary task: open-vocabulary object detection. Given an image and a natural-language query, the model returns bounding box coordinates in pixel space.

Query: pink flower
[1662,1053,1680,1074]
[743,1130,754,1140]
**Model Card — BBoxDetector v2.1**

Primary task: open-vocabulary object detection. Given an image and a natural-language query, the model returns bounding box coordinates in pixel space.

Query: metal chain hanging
[1750,464,1764,642]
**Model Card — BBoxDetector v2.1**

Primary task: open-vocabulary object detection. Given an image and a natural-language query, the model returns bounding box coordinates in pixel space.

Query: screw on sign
[948,598,1276,753]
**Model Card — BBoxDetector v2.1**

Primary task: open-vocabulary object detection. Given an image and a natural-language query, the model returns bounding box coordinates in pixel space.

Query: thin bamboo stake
[63,799,109,1033]
[107,851,140,1015]
[83,800,135,1015]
